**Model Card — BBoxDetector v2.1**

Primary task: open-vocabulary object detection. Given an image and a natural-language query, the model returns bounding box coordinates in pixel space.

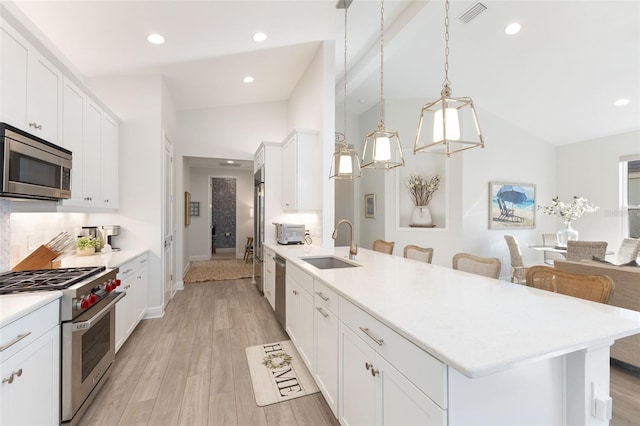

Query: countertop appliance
[0,122,72,201]
[274,255,286,329]
[274,223,305,245]
[253,167,265,294]
[0,266,123,425]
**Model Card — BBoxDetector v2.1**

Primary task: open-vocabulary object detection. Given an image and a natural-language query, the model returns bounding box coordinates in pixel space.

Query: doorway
[211,177,237,259]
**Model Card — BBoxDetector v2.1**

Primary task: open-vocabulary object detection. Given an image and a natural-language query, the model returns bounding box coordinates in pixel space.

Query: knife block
[12,245,61,271]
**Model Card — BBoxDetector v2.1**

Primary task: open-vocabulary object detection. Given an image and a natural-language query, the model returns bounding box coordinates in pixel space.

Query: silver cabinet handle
[28,122,42,130]
[140,259,147,263]
[371,367,379,377]
[122,268,133,275]
[316,307,329,318]
[365,362,373,371]
[315,291,329,302]
[293,290,299,295]
[0,332,31,352]
[2,368,23,384]
[359,326,384,346]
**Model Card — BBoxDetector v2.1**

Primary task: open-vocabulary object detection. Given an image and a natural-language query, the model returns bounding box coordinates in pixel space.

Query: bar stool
[244,237,254,263]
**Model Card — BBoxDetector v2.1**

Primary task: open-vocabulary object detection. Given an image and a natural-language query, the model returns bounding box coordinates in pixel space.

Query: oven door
[61,292,124,424]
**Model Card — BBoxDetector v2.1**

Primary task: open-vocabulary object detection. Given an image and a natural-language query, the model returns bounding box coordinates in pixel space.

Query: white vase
[411,205,432,226]
[556,221,579,247]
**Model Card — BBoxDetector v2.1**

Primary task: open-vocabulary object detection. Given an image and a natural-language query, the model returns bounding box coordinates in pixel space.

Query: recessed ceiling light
[614,98,630,106]
[147,33,166,45]
[504,22,521,35]
[252,32,267,42]
[227,160,235,164]
[243,76,254,83]
[358,99,365,104]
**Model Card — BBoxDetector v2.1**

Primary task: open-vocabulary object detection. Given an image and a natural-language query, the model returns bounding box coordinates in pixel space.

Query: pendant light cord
[379,0,385,125]
[343,0,348,146]
[442,0,451,94]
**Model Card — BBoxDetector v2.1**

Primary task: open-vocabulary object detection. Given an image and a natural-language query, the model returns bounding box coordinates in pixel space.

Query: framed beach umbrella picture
[489,182,536,229]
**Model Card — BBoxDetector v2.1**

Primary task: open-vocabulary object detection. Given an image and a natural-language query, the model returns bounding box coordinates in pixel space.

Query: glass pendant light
[330,0,361,180]
[361,0,404,171]
[413,0,484,157]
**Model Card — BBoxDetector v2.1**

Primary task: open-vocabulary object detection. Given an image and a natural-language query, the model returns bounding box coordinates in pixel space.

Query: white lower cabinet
[285,263,314,370]
[338,297,447,425]
[115,253,148,352]
[0,300,60,426]
[263,247,276,309]
[314,281,339,417]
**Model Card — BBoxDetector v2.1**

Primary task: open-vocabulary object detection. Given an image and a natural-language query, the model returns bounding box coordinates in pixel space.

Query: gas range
[0,266,121,321]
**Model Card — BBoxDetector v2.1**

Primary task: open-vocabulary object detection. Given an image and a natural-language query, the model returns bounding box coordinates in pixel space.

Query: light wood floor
[80,279,640,426]
[79,278,338,426]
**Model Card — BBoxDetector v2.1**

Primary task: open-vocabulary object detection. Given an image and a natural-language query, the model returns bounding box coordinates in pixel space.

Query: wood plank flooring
[79,278,640,426]
[79,279,338,426]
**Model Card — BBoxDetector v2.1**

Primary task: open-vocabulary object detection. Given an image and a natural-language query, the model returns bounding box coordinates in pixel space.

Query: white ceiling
[8,0,640,146]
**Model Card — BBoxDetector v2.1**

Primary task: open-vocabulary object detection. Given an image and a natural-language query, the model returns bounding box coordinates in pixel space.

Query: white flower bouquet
[405,173,440,207]
[538,196,599,223]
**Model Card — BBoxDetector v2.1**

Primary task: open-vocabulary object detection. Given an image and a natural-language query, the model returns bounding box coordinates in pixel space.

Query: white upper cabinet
[61,78,85,206]
[281,129,321,212]
[0,18,61,144]
[0,20,28,129]
[101,115,118,208]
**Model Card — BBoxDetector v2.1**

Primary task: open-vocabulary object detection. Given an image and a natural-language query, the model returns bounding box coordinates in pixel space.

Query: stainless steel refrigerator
[253,167,265,294]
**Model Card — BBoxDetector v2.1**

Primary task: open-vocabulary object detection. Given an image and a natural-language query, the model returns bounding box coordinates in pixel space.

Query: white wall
[85,74,165,314]
[287,41,335,248]
[187,167,253,261]
[556,130,640,253]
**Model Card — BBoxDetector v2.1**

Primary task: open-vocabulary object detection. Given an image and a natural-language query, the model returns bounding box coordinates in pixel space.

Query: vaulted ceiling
[8,0,640,146]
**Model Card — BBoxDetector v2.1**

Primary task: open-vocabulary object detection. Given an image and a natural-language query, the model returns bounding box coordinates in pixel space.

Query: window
[621,156,640,238]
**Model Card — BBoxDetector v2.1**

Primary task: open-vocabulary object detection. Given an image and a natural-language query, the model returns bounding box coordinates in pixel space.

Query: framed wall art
[364,193,376,218]
[489,182,536,229]
[184,191,191,226]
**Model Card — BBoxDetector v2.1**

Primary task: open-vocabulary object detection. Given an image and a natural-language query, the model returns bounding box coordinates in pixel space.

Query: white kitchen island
[265,243,640,426]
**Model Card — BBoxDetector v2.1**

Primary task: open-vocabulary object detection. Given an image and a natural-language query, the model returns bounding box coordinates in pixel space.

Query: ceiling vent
[458,2,487,24]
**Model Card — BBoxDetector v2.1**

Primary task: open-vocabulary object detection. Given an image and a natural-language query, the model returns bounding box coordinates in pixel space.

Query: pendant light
[413,0,484,157]
[330,0,361,180]
[361,0,404,171]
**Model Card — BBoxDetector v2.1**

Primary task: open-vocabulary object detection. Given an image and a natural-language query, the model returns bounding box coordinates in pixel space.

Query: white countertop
[266,242,640,378]
[0,291,62,328]
[58,249,147,270]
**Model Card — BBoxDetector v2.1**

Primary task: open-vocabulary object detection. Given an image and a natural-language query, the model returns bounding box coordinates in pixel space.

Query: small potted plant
[76,236,102,256]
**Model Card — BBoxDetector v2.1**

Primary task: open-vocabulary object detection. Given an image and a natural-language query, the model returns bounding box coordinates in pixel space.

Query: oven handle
[71,292,125,332]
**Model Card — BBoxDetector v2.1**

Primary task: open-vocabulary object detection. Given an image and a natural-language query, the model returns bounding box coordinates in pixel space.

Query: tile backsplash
[0,200,10,271]
[7,211,89,271]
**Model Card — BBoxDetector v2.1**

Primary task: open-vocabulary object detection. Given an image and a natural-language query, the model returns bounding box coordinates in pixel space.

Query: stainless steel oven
[0,265,123,426]
[61,290,123,425]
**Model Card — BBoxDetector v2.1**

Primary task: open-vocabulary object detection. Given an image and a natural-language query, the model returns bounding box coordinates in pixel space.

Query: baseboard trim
[144,306,164,319]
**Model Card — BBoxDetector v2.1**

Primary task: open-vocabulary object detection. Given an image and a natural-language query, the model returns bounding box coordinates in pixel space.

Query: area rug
[245,340,319,407]
[184,259,258,283]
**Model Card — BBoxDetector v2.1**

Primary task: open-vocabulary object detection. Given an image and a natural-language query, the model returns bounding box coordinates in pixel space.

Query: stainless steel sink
[301,256,361,270]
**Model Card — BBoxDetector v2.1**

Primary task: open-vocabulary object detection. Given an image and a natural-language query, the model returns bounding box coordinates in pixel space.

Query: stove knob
[105,283,113,292]
[80,298,90,309]
[108,282,115,292]
[89,294,98,304]
[114,279,121,287]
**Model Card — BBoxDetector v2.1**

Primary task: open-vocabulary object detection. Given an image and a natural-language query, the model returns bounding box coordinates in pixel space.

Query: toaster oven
[274,223,305,245]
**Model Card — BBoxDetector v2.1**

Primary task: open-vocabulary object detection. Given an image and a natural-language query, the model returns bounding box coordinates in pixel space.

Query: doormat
[184,259,258,283]
[245,340,319,407]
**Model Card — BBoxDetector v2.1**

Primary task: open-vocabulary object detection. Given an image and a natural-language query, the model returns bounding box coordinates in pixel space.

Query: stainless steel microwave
[1,122,72,201]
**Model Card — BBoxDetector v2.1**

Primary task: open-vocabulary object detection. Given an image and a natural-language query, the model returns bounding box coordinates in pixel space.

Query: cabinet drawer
[314,279,339,313]
[287,264,313,294]
[339,297,447,409]
[118,254,146,281]
[1,300,59,363]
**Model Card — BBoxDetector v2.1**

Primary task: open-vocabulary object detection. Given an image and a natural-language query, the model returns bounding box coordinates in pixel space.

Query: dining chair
[542,233,566,265]
[403,245,434,264]
[504,235,528,284]
[525,265,614,304]
[615,238,640,264]
[452,253,501,279]
[565,240,608,262]
[372,240,395,255]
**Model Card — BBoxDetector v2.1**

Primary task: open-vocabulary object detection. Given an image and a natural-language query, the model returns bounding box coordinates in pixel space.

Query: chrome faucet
[332,219,358,260]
